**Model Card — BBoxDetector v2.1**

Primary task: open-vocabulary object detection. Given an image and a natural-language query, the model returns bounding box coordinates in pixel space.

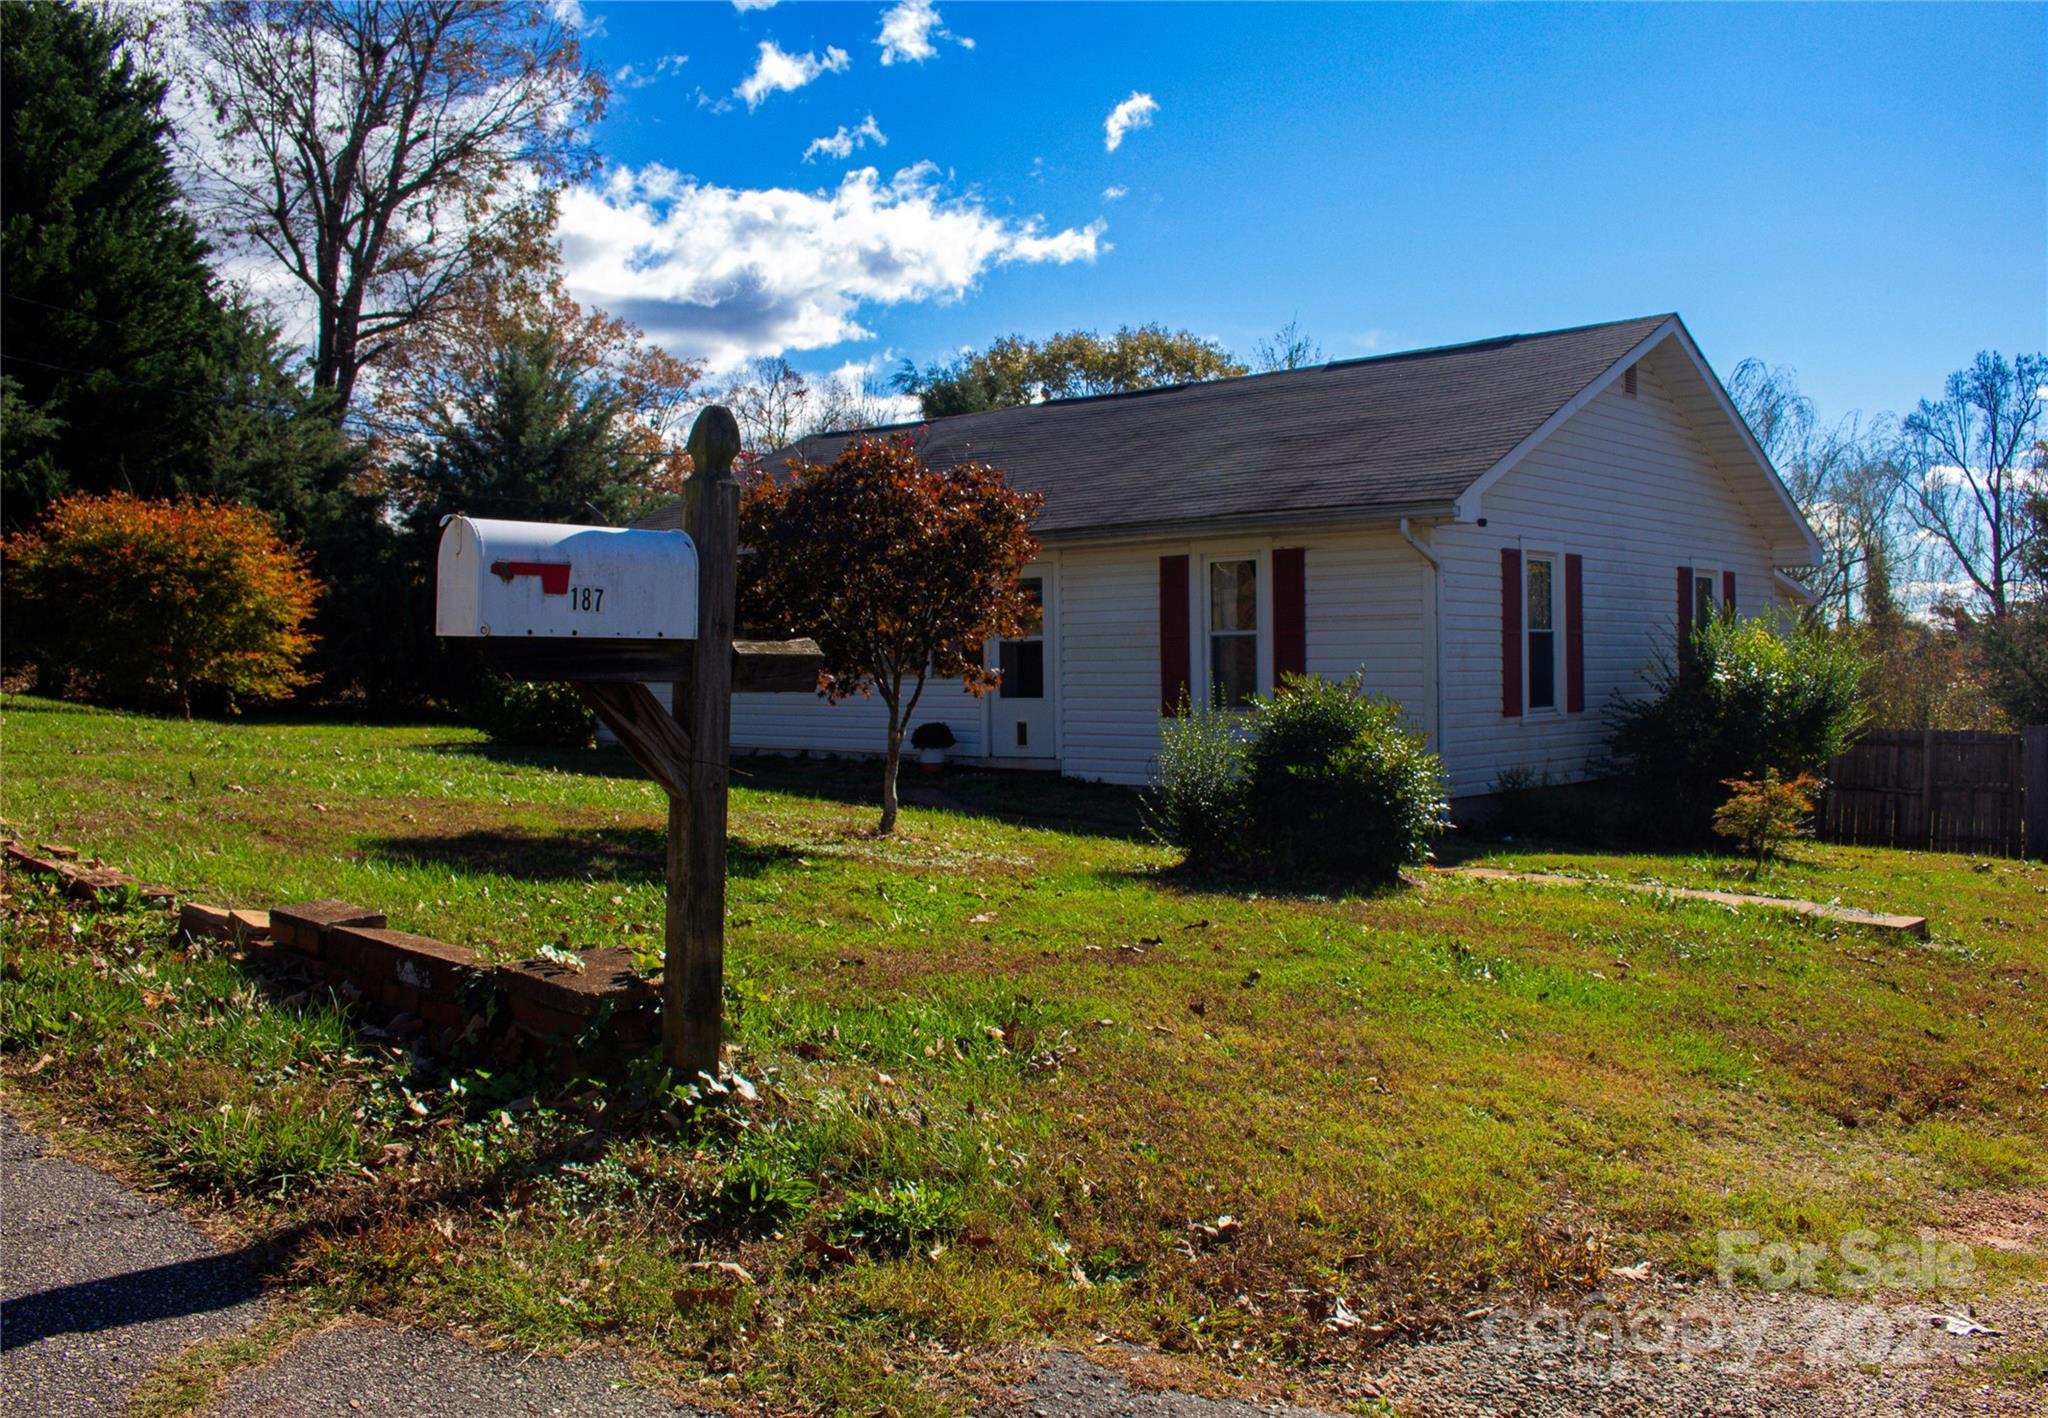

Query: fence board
[1820,727,2030,857]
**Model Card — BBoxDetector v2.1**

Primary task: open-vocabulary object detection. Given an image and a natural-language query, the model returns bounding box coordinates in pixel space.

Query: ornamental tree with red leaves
[741,434,1042,833]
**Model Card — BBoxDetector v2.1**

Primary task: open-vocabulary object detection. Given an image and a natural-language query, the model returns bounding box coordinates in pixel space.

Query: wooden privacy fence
[1819,725,2048,859]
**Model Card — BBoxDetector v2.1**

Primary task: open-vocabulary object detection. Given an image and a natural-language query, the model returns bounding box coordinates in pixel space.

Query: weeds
[151,1095,364,1197]
[824,1180,966,1253]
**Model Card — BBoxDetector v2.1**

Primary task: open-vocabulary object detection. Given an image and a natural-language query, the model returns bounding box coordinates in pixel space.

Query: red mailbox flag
[490,560,571,594]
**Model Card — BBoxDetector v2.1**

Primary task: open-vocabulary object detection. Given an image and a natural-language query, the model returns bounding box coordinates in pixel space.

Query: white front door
[988,571,1055,758]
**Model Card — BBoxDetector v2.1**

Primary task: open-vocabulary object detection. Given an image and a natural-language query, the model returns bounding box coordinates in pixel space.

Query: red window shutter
[1722,569,1736,613]
[1676,565,1694,681]
[1273,547,1306,686]
[1501,547,1522,718]
[1565,552,1585,713]
[1160,554,1191,715]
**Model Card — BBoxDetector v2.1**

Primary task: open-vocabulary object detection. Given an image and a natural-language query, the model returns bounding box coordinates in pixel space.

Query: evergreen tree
[398,325,664,538]
[0,0,353,528]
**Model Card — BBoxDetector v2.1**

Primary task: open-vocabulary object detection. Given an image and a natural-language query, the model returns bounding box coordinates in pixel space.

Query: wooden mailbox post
[436,405,819,1076]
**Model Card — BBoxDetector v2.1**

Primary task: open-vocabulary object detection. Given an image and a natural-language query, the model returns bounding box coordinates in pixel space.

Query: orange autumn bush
[4,493,320,714]
[1712,768,1823,876]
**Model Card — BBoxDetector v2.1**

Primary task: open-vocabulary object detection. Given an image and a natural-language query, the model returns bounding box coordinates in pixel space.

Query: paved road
[987,1351,1348,1418]
[7,1111,1333,1418]
[200,1324,707,1418]
[1,1113,267,1416]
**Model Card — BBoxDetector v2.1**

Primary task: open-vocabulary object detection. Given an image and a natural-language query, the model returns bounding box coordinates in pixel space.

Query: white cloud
[1101,184,1127,201]
[732,0,778,10]
[558,163,1105,371]
[617,53,686,89]
[549,0,605,37]
[876,0,970,65]
[819,354,923,425]
[804,114,887,163]
[736,40,851,108]
[1103,91,1158,152]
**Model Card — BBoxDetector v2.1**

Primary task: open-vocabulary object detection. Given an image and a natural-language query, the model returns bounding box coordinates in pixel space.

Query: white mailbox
[436,515,697,681]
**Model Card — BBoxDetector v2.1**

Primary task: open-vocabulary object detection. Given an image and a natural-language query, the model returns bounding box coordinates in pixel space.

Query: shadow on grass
[359,825,801,883]
[417,742,1152,843]
[1100,857,1417,905]
[1432,827,1798,877]
[420,738,654,782]
[734,755,1150,843]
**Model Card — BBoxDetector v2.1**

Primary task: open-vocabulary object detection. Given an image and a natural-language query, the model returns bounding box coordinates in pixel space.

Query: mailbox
[436,515,697,681]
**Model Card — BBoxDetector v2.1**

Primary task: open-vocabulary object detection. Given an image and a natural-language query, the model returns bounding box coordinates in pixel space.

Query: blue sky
[559,1,2045,425]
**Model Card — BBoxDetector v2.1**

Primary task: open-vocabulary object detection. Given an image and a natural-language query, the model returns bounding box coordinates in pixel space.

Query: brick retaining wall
[3,840,658,1066]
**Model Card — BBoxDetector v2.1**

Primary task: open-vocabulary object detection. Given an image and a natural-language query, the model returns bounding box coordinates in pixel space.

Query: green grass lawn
[4,693,2046,1415]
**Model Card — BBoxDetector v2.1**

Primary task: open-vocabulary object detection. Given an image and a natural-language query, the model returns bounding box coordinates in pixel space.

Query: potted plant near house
[911,721,956,774]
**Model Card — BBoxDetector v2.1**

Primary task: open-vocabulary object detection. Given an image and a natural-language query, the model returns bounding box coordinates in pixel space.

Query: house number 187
[568,586,605,612]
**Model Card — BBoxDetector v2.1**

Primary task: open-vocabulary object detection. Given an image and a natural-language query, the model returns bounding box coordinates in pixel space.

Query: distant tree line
[1728,352,2048,729]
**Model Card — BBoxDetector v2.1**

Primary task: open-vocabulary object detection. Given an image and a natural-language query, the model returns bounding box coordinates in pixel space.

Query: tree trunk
[879,705,903,835]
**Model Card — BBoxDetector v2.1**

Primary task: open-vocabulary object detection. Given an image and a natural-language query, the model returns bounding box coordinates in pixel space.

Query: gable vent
[1623,364,1638,398]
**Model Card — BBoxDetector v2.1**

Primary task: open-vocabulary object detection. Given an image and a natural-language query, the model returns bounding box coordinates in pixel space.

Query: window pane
[1209,559,1257,633]
[998,640,1044,699]
[1696,574,1716,624]
[1529,629,1556,709]
[1015,577,1044,638]
[1527,558,1553,632]
[1211,635,1258,708]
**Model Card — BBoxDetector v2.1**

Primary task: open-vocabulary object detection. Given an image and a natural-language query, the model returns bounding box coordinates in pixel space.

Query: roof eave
[1035,499,1459,547]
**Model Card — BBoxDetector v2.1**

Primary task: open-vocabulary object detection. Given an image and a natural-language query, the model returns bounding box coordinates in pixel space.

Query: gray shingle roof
[644,314,1675,541]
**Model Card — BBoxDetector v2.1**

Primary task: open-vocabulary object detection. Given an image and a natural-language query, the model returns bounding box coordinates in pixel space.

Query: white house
[635,314,1823,803]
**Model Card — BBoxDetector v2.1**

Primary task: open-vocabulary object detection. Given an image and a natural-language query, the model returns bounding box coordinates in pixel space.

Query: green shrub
[1147,692,1248,871]
[476,675,591,748]
[1609,615,1866,839]
[1242,676,1449,883]
[1148,675,1448,883]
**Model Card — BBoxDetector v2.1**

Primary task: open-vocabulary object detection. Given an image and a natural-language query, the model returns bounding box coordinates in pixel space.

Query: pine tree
[0,0,352,528]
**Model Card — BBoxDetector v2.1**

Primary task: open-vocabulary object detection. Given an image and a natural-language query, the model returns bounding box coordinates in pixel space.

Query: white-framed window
[1207,556,1259,709]
[1525,552,1560,712]
[997,576,1045,699]
[1693,566,1719,626]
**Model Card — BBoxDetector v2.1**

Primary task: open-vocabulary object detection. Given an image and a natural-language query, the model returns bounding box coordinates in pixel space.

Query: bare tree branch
[182,0,602,416]
[1896,351,2047,619]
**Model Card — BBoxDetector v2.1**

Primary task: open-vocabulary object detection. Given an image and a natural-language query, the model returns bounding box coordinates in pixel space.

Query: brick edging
[3,838,658,1063]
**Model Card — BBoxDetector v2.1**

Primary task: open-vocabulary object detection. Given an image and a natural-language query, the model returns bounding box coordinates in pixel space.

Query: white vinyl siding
[1059,527,1433,786]
[615,680,987,761]
[1433,356,1781,797]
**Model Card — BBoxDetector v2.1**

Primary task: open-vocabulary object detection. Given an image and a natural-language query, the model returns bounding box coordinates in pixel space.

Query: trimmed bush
[910,721,956,751]
[3,492,319,714]
[1609,614,1866,838]
[477,676,592,748]
[1149,692,1248,872]
[1149,675,1448,883]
